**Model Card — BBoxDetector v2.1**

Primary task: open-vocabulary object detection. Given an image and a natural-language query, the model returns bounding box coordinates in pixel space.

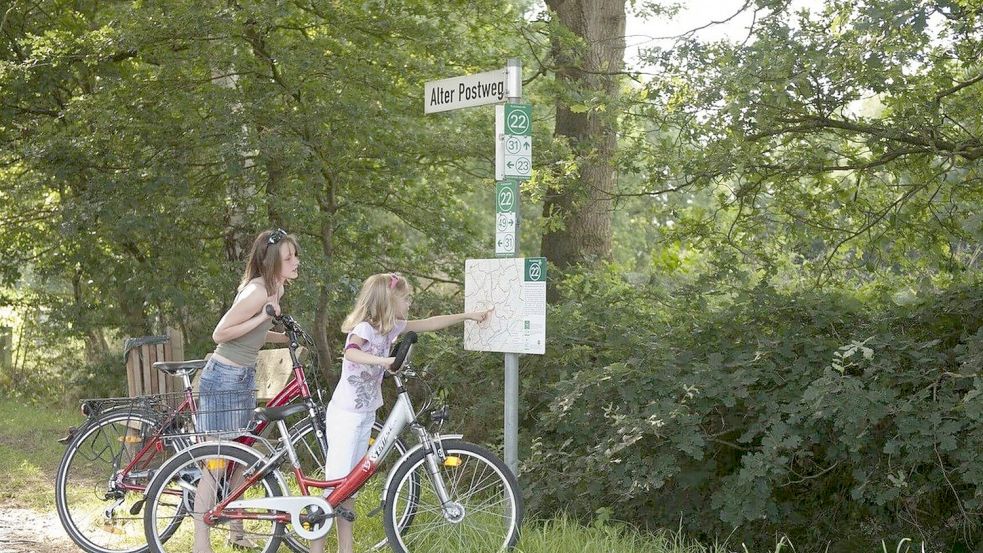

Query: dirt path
[0,506,79,553]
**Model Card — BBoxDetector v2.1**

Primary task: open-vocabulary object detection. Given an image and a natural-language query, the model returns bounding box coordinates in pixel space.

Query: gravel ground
[0,507,79,553]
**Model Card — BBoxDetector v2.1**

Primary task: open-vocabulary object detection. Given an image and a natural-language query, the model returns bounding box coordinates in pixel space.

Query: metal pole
[504,353,519,475]
[504,58,522,476]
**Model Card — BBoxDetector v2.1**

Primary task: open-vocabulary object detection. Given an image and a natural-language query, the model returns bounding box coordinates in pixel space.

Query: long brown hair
[238,229,300,296]
[341,273,409,335]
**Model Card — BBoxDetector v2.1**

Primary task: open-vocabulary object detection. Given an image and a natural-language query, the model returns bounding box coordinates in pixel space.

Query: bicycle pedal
[57,426,77,444]
[336,507,356,522]
[129,499,145,515]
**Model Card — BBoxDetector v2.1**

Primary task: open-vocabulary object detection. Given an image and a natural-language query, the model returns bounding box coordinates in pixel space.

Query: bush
[65,351,128,400]
[509,268,983,551]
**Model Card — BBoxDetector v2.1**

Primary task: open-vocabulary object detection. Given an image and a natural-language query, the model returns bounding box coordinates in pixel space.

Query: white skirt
[323,401,376,480]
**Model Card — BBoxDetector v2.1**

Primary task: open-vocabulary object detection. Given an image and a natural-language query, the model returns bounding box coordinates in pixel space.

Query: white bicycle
[142,331,523,553]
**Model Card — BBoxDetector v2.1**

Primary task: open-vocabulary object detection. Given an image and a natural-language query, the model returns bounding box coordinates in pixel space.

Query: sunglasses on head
[267,228,287,245]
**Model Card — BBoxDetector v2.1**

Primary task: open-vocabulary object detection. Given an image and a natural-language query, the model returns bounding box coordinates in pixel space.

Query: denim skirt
[197,357,257,435]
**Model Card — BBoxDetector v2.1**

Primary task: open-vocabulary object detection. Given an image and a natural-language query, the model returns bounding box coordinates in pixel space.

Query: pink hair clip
[389,273,400,289]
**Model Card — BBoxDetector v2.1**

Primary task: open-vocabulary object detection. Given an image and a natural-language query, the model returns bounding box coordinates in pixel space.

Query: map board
[464,258,546,355]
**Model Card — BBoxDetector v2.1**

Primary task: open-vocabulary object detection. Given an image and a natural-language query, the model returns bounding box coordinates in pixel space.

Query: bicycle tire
[383,439,523,553]
[142,442,287,553]
[54,408,189,553]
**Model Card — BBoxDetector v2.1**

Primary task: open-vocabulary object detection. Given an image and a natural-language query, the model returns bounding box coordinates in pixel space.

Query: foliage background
[2,0,982,550]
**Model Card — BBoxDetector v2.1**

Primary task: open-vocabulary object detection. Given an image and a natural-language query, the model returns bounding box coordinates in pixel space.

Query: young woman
[194,228,300,553]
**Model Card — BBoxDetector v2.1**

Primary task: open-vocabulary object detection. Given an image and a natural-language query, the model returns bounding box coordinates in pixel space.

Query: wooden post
[0,326,11,370]
[124,329,187,398]
[166,327,184,396]
[126,341,139,398]
[255,348,302,402]
[159,341,170,395]
[141,344,153,397]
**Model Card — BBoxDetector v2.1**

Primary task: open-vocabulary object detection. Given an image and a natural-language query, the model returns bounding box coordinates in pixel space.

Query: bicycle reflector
[206,459,228,470]
[118,434,143,444]
[443,456,462,468]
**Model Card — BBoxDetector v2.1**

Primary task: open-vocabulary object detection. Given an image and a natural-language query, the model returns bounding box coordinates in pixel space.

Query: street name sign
[425,69,508,114]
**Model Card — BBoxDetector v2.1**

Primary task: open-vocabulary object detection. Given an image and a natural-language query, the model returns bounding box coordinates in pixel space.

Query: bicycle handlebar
[271,313,312,360]
[271,313,303,335]
[388,331,418,374]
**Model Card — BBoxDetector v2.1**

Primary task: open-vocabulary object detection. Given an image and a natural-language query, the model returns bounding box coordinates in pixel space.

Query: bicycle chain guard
[226,496,334,540]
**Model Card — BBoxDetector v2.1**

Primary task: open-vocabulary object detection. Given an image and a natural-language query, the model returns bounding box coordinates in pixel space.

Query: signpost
[425,58,540,476]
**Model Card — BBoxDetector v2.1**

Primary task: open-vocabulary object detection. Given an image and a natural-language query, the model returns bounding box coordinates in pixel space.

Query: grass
[2,396,930,553]
[516,516,717,553]
[0,396,80,510]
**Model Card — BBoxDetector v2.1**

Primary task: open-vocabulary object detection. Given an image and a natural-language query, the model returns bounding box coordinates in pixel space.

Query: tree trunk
[212,61,253,269]
[542,0,625,271]
[119,287,152,336]
[313,171,337,379]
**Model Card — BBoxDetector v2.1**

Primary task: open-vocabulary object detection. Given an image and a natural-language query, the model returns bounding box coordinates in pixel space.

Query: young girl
[195,228,300,553]
[310,272,492,553]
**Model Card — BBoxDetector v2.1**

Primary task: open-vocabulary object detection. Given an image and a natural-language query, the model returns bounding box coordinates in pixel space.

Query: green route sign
[501,103,532,180]
[495,180,519,257]
[504,104,531,136]
[496,180,517,213]
[524,257,546,282]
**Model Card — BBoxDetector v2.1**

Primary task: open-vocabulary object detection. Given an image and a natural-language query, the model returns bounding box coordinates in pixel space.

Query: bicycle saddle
[152,359,207,376]
[254,403,308,422]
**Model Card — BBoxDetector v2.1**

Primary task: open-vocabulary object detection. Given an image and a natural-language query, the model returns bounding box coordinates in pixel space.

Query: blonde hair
[239,229,300,296]
[341,273,410,335]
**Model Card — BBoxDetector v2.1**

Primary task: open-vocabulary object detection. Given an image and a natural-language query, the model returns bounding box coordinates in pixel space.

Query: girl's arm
[343,336,395,367]
[211,284,277,344]
[404,307,494,333]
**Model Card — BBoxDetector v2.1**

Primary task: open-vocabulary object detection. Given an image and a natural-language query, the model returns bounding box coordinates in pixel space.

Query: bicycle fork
[416,429,465,523]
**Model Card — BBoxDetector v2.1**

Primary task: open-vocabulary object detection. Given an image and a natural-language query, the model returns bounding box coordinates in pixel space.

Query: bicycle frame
[213,361,454,536]
[113,325,324,493]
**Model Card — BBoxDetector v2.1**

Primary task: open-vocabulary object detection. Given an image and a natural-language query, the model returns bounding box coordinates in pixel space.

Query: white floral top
[329,320,406,413]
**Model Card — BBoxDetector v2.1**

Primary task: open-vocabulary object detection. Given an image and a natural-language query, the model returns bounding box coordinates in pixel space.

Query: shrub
[513,268,982,551]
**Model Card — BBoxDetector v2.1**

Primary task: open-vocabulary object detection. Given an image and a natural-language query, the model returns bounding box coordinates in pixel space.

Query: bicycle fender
[379,434,464,502]
[179,441,291,492]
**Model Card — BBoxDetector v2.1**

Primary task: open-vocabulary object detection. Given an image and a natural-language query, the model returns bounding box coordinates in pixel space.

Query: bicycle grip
[390,331,418,372]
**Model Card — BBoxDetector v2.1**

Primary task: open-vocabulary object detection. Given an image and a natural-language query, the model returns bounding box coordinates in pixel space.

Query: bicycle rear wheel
[55,408,187,553]
[142,442,286,553]
[383,439,523,553]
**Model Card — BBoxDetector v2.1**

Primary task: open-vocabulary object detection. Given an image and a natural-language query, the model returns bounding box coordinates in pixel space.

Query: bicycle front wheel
[383,439,523,553]
[55,408,186,553]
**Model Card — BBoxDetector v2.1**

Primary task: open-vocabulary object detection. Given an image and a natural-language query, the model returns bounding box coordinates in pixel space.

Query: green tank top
[213,306,273,367]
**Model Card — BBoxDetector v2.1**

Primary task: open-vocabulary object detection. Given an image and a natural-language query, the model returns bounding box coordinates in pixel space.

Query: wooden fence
[123,327,296,402]
[124,328,184,397]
